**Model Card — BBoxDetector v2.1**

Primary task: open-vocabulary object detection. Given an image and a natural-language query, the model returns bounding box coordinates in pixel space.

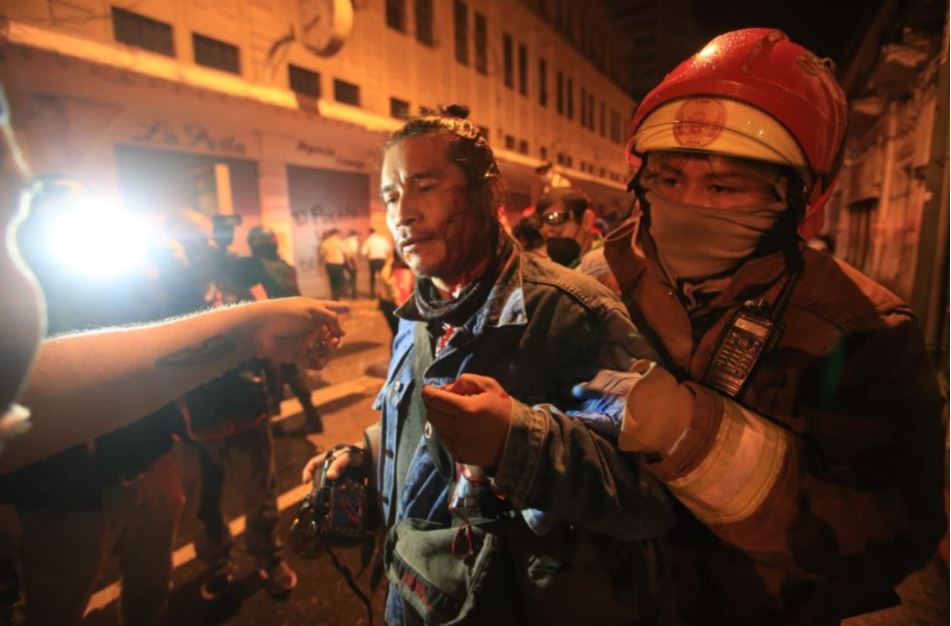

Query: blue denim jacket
[373,241,673,625]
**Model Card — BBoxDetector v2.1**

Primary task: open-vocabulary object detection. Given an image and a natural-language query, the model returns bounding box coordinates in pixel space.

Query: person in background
[318,228,347,300]
[361,227,393,297]
[537,188,601,267]
[163,213,298,602]
[343,229,360,299]
[535,160,571,196]
[247,226,323,434]
[374,253,413,339]
[577,247,620,297]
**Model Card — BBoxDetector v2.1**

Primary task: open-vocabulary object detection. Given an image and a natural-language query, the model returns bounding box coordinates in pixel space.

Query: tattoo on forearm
[156,335,238,367]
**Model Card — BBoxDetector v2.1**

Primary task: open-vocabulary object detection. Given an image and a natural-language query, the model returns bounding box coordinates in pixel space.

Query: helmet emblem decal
[673,98,726,148]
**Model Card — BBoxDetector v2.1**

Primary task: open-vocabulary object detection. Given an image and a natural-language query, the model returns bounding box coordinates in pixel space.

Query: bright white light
[46,198,151,278]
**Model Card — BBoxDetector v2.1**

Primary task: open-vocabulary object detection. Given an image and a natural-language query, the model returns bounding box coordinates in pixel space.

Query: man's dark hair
[384,104,505,223]
[537,188,590,222]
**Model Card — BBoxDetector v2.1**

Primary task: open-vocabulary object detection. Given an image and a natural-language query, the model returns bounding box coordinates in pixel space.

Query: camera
[289,444,378,559]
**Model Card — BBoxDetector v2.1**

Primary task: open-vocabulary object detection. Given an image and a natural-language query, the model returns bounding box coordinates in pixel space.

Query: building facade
[828,0,948,364]
[1,0,635,297]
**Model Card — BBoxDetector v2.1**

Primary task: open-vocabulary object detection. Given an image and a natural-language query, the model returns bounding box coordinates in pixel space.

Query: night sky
[687,0,881,66]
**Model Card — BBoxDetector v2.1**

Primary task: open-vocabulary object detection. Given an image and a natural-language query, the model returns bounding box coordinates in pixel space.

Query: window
[503,33,514,89]
[580,86,587,127]
[333,79,360,106]
[517,43,527,96]
[454,1,468,65]
[386,0,406,32]
[474,13,487,75]
[289,65,320,98]
[518,139,529,155]
[415,0,434,46]
[587,92,595,130]
[193,33,239,74]
[538,58,548,107]
[504,135,516,150]
[390,97,410,119]
[566,77,573,120]
[112,7,174,57]
[599,101,606,137]
[539,146,548,160]
[556,71,564,114]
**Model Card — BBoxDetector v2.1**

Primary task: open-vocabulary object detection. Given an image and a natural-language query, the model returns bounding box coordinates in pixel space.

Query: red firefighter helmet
[626,28,848,239]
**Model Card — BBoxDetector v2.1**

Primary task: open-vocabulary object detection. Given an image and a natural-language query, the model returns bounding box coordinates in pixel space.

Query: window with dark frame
[386,0,407,32]
[517,43,527,96]
[588,92,595,130]
[581,86,587,128]
[454,0,468,65]
[474,12,487,75]
[504,135,516,150]
[415,0,434,46]
[566,77,573,120]
[538,57,548,106]
[289,64,320,98]
[193,33,240,74]
[112,7,174,57]
[556,70,564,114]
[518,139,529,155]
[390,97,410,119]
[540,146,548,160]
[503,33,514,89]
[333,79,361,106]
[599,101,606,137]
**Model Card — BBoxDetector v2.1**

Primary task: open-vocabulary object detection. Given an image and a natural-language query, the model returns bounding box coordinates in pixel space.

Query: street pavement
[79,299,949,626]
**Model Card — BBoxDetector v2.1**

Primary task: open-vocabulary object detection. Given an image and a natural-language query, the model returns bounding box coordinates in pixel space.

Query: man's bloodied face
[381,135,483,283]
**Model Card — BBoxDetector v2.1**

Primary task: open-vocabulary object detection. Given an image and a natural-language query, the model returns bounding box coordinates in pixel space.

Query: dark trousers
[369,258,386,297]
[193,423,281,572]
[325,263,346,300]
[344,260,358,299]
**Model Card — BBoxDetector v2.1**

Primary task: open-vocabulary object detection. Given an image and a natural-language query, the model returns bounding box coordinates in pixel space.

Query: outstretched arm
[4,296,346,473]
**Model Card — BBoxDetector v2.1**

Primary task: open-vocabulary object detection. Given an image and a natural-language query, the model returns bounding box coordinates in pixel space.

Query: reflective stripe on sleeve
[667,398,788,525]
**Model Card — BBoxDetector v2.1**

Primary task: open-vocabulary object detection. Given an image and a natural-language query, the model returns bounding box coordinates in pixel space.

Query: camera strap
[326,544,374,626]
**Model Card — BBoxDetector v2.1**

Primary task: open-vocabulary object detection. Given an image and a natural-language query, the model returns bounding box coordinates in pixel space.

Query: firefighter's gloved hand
[572,360,694,455]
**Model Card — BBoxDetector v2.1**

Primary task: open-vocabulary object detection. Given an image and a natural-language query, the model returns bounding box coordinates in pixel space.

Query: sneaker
[200,565,233,601]
[258,560,298,598]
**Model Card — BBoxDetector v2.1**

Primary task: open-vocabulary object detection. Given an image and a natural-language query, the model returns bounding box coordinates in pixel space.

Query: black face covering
[410,228,511,327]
[546,237,581,267]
